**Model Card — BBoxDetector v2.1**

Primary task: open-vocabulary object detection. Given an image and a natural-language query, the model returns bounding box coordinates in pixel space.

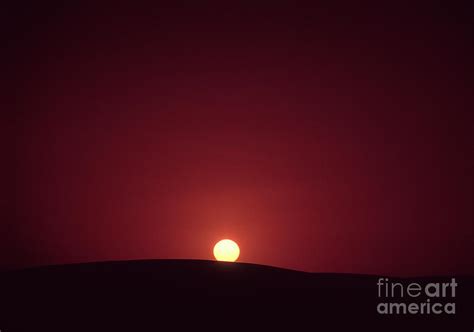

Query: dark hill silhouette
[1,260,472,331]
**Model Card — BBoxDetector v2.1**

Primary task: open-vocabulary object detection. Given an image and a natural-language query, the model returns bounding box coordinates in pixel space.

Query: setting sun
[213,239,240,262]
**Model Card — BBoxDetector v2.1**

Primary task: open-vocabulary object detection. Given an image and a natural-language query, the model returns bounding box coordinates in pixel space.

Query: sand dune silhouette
[1,260,472,331]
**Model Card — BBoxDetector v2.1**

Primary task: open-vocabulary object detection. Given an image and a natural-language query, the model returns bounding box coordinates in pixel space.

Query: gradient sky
[7,2,474,275]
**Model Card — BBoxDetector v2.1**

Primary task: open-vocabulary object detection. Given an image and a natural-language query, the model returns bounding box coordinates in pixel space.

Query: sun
[213,239,240,262]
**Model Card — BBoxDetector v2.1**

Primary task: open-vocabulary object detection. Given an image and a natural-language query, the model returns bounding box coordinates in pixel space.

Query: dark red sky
[7,2,474,275]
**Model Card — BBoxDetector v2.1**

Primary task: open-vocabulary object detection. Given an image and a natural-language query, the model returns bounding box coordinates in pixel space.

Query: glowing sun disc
[213,239,240,262]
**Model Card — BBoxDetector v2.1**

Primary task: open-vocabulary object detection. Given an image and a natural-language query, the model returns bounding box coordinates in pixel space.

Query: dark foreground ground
[0,260,472,331]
